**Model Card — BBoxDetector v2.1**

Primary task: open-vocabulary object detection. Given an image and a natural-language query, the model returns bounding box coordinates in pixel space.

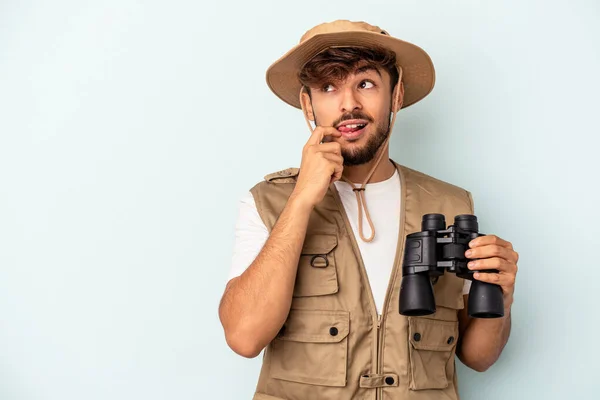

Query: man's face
[306,66,394,166]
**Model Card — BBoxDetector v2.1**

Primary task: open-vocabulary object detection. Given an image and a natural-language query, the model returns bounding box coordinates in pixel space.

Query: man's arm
[457,295,512,372]
[456,235,519,372]
[219,194,313,358]
[218,127,343,358]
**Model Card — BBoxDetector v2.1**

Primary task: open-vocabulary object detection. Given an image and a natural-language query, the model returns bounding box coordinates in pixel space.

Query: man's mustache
[333,112,374,127]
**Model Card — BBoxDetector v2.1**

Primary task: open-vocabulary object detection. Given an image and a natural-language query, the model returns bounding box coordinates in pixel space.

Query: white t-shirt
[228,169,470,314]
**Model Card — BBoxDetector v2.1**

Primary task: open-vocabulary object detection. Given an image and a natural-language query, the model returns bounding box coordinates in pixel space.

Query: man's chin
[339,132,369,145]
[342,151,376,167]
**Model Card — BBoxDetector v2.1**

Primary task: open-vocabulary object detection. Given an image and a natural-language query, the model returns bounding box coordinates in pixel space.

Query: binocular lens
[454,214,478,232]
[468,280,504,318]
[422,214,446,231]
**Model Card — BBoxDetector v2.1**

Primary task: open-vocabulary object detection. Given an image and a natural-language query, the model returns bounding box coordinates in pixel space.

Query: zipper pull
[377,314,381,329]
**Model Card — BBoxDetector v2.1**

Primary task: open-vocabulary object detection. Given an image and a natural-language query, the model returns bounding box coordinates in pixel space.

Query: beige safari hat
[266,20,436,109]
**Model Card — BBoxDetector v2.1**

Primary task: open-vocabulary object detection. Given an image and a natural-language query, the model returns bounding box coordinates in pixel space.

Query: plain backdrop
[1,1,599,399]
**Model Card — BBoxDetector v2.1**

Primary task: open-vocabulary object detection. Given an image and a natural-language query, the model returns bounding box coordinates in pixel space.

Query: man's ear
[300,89,315,121]
[392,81,405,112]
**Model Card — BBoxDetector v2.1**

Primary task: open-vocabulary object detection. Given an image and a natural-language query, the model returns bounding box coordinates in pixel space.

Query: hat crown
[300,20,388,44]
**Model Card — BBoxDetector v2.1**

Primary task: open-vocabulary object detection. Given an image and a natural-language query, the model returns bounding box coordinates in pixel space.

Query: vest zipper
[376,313,381,400]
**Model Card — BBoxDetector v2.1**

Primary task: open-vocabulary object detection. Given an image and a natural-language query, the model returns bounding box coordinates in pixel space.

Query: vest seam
[466,190,475,214]
[251,184,274,233]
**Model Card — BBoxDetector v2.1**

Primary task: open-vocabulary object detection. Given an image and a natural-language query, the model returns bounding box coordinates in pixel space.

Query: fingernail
[469,240,477,248]
[465,250,473,257]
[474,272,480,279]
[468,261,475,269]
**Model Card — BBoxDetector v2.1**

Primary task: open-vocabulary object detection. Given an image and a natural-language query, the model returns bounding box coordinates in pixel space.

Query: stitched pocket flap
[301,234,338,254]
[408,317,458,351]
[278,309,349,344]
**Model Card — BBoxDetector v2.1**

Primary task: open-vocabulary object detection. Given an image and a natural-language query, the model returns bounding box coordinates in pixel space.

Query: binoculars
[399,214,504,318]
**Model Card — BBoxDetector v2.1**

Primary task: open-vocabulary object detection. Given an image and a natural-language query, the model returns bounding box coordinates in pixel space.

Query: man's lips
[336,120,370,142]
[335,119,370,130]
[336,120,369,140]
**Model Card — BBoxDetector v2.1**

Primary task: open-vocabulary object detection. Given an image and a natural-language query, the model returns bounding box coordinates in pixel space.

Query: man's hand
[291,127,343,209]
[466,235,519,311]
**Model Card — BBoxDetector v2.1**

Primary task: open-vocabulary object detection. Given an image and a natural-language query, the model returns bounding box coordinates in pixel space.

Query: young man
[219,20,519,400]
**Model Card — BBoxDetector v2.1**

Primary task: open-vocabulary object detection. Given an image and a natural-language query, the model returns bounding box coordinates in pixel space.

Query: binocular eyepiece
[399,214,504,318]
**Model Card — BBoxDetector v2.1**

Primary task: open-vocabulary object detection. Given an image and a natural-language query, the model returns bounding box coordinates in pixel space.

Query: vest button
[329,327,339,336]
[413,333,421,342]
[385,376,395,385]
[447,336,455,345]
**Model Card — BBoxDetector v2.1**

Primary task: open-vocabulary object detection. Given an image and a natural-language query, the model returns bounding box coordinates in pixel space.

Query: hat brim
[266,30,436,109]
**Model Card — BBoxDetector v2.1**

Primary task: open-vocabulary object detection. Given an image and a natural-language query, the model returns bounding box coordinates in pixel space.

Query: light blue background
[1,1,598,399]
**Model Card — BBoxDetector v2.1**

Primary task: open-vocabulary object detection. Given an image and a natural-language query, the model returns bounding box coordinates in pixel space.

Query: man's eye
[360,80,375,89]
[322,84,335,92]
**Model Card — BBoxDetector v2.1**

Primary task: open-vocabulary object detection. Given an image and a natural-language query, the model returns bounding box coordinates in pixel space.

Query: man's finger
[318,142,342,155]
[469,235,513,250]
[466,244,518,263]
[330,161,344,183]
[321,152,344,165]
[307,126,325,145]
[473,271,515,291]
[307,126,341,146]
[467,257,515,273]
[319,128,342,144]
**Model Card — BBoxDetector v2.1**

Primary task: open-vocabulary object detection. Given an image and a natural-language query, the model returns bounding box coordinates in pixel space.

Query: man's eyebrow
[355,66,382,77]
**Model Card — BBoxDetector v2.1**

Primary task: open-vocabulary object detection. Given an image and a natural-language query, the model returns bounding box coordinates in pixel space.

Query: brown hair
[298,46,399,94]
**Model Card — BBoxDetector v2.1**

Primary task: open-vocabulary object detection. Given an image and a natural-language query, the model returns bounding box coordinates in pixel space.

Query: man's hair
[298,46,400,95]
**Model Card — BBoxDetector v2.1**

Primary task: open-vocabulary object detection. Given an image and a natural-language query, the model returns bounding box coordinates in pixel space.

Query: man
[219,20,519,400]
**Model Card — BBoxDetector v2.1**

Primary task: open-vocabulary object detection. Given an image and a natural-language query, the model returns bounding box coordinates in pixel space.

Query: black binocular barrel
[454,214,478,233]
[399,274,436,316]
[422,214,446,231]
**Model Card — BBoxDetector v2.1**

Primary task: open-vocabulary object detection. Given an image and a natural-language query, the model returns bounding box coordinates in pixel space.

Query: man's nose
[340,88,362,113]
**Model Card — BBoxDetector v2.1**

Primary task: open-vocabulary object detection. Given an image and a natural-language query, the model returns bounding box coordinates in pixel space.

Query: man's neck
[342,155,396,184]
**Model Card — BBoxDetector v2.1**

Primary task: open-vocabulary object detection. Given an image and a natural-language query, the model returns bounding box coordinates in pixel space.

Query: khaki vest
[250,161,474,400]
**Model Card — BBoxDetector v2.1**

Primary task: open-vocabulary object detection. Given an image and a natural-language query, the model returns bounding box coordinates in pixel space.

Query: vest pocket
[407,317,459,390]
[270,309,349,387]
[293,234,339,297]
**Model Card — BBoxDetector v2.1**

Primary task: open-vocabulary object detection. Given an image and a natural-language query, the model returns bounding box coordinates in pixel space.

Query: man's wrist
[503,294,514,317]
[502,301,512,319]
[287,193,314,214]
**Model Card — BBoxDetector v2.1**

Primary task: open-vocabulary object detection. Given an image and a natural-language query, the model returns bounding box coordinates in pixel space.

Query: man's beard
[341,118,390,166]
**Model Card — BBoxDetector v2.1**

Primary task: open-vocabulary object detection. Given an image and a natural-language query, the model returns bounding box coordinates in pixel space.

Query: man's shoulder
[248,166,300,200]
[398,164,474,213]
[247,167,300,221]
[249,167,300,189]
[262,167,300,183]
[399,164,470,196]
